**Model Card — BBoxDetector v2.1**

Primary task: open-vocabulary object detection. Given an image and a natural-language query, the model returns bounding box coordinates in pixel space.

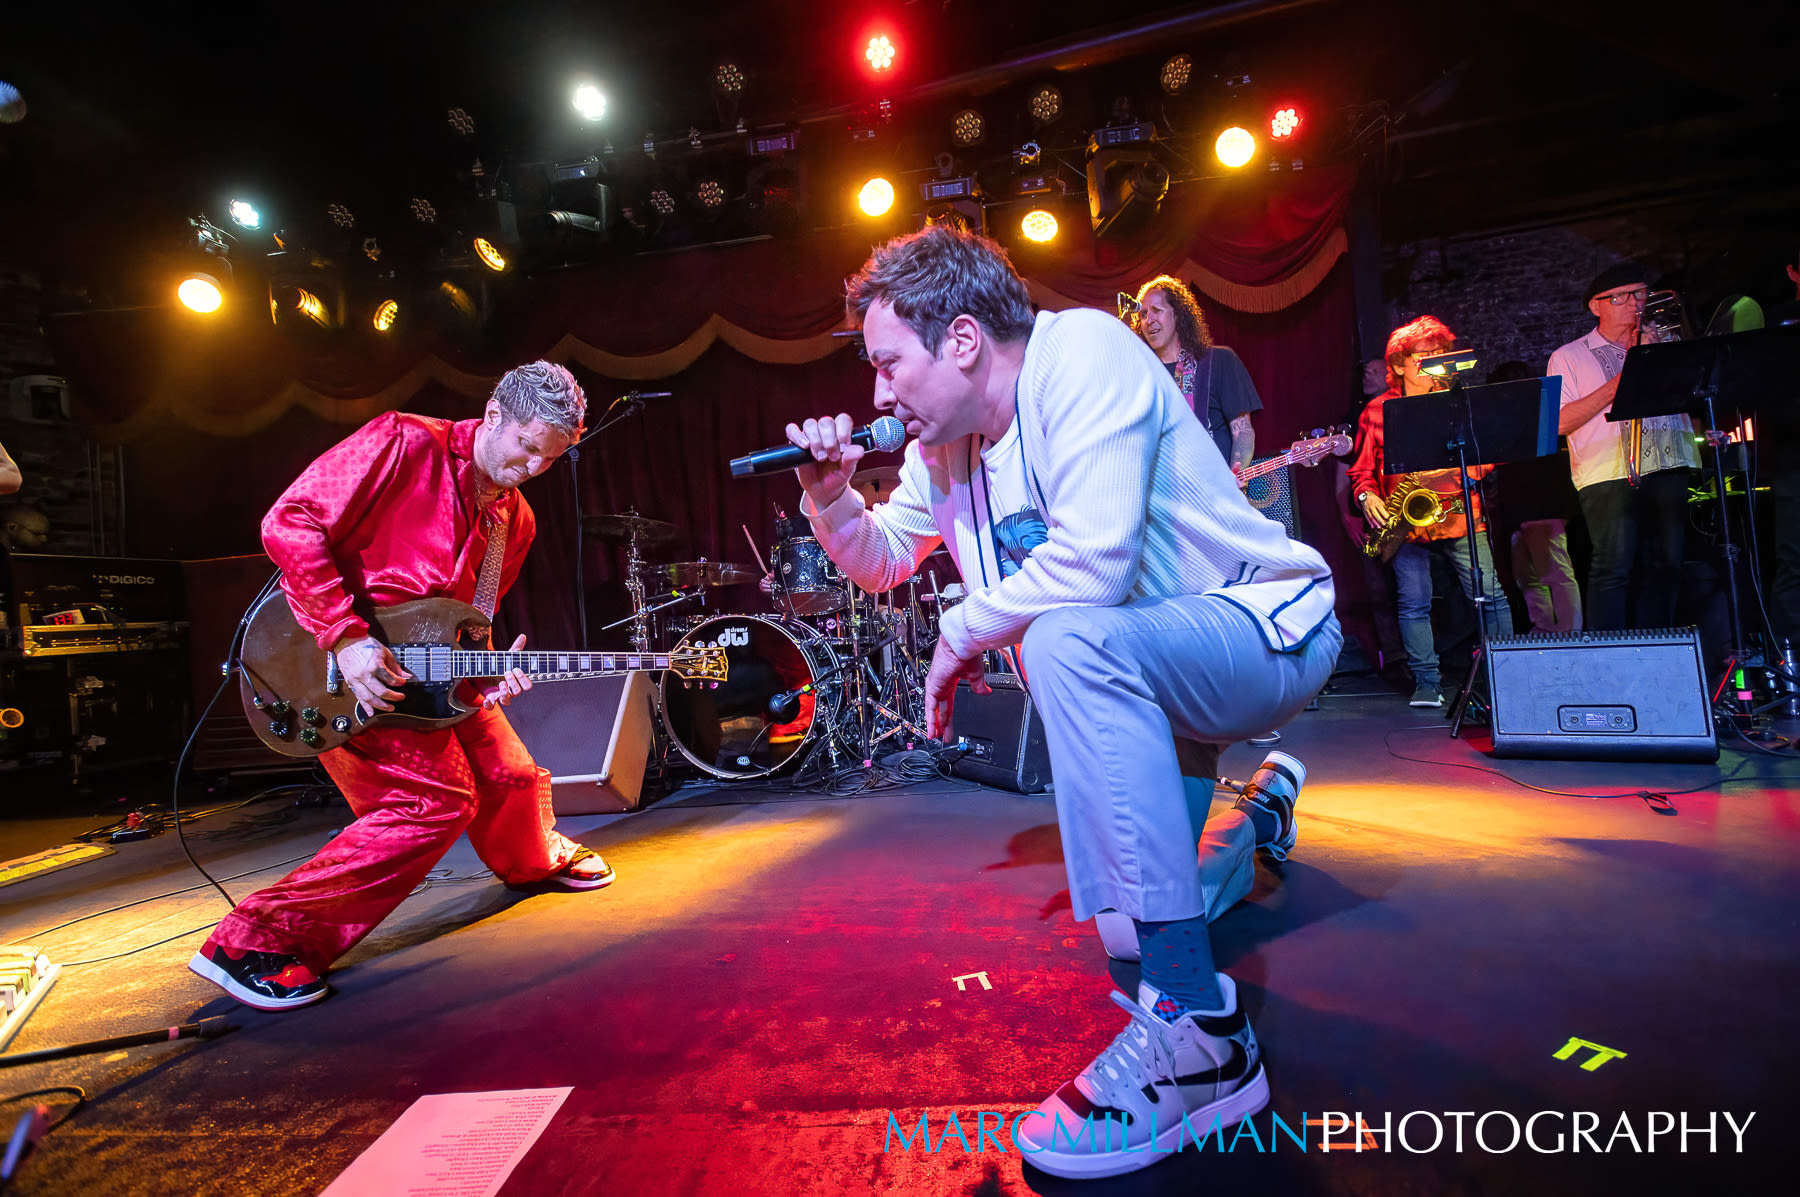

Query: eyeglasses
[1600,287,1649,306]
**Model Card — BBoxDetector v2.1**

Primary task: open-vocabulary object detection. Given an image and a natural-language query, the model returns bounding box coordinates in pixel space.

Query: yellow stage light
[177,274,223,313]
[1215,126,1256,168]
[1020,209,1058,242]
[858,177,895,217]
[473,237,506,271]
[294,288,328,326]
[373,299,399,332]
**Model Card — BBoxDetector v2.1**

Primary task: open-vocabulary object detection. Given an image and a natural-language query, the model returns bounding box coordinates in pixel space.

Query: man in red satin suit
[189,361,614,1012]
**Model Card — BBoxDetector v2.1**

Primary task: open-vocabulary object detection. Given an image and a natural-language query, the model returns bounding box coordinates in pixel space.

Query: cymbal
[654,561,761,587]
[850,465,902,504]
[582,513,677,543]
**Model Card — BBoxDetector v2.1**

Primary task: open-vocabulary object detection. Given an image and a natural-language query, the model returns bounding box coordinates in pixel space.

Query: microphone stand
[1444,376,1494,738]
[568,392,652,651]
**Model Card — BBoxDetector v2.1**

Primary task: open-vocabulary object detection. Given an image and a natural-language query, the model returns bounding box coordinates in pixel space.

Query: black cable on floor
[0,1088,85,1134]
[1381,725,1784,813]
[18,853,317,944]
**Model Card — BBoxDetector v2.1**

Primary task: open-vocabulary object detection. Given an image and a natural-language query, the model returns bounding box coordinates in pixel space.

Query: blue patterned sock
[1134,917,1223,1017]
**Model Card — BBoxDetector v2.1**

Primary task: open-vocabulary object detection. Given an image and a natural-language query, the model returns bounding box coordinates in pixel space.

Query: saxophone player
[1347,316,1511,708]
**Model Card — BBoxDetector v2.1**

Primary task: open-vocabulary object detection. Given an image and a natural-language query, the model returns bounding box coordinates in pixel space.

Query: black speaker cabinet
[1488,627,1717,763]
[507,672,657,813]
[949,673,1052,793]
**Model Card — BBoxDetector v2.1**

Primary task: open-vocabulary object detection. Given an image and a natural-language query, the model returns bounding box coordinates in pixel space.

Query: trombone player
[1347,316,1510,708]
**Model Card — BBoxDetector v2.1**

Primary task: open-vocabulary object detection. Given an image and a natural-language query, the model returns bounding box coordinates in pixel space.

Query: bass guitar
[1237,428,1353,489]
[237,592,727,758]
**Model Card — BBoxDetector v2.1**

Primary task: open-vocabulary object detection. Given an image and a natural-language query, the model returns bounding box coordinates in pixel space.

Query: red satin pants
[209,706,576,973]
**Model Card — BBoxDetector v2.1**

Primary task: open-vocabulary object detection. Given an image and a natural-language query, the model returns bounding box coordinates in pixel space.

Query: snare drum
[773,536,848,616]
[659,614,839,780]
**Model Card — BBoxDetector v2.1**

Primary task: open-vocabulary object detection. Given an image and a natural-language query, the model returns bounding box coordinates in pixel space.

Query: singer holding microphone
[1548,263,1700,629]
[779,225,1338,1179]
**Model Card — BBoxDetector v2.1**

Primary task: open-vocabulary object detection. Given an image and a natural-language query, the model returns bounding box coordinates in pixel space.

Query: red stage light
[1270,106,1303,139]
[864,35,896,73]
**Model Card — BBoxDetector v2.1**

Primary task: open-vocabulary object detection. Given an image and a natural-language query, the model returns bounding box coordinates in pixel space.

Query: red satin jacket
[1346,388,1489,544]
[262,413,534,651]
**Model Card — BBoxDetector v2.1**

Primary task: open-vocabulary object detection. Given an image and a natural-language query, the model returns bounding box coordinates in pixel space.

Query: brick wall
[0,268,118,555]
[1383,206,1749,376]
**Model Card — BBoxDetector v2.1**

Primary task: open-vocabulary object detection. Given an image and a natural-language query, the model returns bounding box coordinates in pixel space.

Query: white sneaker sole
[188,951,328,1012]
[1026,1064,1272,1179]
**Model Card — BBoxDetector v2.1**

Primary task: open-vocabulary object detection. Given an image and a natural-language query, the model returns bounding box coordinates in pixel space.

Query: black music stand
[1611,326,1800,705]
[1384,375,1560,738]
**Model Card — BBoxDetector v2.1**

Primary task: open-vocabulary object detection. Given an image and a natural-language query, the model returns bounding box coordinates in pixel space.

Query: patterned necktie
[471,503,510,618]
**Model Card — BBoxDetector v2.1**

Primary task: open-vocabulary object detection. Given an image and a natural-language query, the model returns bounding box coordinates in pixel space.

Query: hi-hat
[582,513,677,543]
[654,561,760,587]
[850,465,902,504]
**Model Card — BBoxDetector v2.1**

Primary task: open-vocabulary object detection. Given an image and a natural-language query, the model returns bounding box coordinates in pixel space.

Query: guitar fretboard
[395,647,672,684]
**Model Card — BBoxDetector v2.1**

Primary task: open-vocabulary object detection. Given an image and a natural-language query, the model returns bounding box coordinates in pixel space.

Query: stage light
[410,197,436,223]
[177,274,224,313]
[865,35,896,72]
[1028,85,1062,125]
[1160,53,1193,95]
[288,287,329,327]
[858,177,895,216]
[1087,152,1169,238]
[572,85,607,121]
[1215,126,1256,168]
[1020,209,1058,243]
[715,62,745,96]
[1271,106,1302,139]
[448,107,475,136]
[472,237,506,271]
[952,108,984,146]
[696,179,725,209]
[372,299,399,332]
[648,188,676,216]
[362,237,381,262]
[228,200,260,230]
[328,204,354,228]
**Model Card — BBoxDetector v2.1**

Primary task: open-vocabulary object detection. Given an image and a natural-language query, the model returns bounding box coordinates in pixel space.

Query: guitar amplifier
[507,672,657,813]
[1243,459,1300,541]
[949,673,1052,794]
[1488,627,1717,762]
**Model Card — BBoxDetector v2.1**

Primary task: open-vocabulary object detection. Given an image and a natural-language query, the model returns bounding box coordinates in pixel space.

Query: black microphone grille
[868,415,907,452]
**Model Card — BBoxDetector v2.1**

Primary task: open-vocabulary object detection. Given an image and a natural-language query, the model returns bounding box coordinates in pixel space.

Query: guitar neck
[1238,456,1291,485]
[395,647,673,682]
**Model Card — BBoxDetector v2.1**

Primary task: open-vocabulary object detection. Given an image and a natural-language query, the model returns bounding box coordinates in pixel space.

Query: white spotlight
[228,200,260,230]
[573,85,607,122]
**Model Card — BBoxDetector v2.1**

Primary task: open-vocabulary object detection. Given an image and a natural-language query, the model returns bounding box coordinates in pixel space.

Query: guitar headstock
[670,645,730,683]
[1284,428,1355,469]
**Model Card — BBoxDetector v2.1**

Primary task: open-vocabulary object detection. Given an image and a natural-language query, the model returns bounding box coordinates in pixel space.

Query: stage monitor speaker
[949,673,1052,793]
[1488,627,1717,763]
[508,671,656,813]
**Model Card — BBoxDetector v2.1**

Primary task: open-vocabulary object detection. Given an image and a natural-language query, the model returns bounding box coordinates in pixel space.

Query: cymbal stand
[620,507,651,654]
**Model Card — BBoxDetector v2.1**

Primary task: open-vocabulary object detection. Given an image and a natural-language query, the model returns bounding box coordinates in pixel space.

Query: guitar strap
[470,504,510,620]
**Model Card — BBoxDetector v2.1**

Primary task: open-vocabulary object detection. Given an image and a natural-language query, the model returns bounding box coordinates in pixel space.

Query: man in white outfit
[785,225,1339,1178]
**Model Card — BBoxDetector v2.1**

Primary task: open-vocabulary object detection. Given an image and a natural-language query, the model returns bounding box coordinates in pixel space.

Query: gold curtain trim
[82,314,852,441]
[1026,225,1348,316]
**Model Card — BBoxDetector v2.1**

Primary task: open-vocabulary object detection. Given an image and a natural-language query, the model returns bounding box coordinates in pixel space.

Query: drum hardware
[582,510,678,654]
[848,465,902,506]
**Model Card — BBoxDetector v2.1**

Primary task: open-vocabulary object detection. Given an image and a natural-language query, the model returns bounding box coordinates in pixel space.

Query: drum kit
[580,468,958,783]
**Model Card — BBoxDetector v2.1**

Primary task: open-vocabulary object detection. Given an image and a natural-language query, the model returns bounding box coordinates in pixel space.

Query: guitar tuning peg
[1309,428,1324,438]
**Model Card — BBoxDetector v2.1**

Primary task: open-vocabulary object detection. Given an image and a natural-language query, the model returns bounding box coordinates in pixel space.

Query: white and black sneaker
[1016,974,1269,1179]
[1233,750,1305,862]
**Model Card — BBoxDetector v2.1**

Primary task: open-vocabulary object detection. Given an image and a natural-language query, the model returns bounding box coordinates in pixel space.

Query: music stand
[1384,376,1561,738]
[1611,326,1800,704]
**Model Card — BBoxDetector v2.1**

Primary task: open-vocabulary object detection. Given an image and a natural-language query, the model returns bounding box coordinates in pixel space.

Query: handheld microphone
[624,391,673,400]
[729,415,906,478]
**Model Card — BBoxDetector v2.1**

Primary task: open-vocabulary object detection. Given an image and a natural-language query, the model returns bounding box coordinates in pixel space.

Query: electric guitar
[1237,428,1354,489]
[237,592,727,758]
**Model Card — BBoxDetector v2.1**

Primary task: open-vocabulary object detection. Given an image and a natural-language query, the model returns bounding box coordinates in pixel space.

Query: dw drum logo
[716,627,751,647]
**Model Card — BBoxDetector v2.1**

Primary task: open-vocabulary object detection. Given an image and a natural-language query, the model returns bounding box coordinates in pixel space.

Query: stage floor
[1,686,1796,1196]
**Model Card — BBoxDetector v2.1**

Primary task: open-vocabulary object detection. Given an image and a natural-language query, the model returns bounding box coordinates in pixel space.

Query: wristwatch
[1355,491,1373,506]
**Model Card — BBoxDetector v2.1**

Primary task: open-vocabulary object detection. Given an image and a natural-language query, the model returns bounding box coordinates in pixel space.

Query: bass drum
[659,614,839,780]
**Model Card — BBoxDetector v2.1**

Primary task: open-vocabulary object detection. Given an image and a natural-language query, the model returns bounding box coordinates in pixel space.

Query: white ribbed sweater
[806,307,1336,659]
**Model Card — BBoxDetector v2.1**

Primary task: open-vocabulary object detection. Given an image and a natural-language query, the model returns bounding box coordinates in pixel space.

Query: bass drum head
[659,615,838,779]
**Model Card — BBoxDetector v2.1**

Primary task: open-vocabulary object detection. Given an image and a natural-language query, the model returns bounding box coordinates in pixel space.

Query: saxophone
[1361,473,1464,561]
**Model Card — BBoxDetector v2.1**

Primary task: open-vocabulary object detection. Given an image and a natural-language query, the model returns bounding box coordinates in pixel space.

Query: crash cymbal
[581,513,678,543]
[655,561,760,588]
[849,464,902,504]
